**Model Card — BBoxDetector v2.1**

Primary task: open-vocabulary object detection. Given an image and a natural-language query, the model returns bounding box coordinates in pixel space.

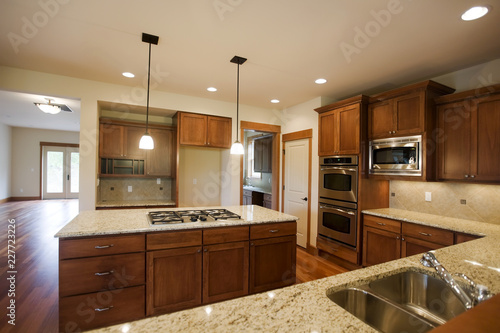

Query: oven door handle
[320,167,357,172]
[320,205,356,216]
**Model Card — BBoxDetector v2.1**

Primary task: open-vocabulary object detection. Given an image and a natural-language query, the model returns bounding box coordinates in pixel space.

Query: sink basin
[328,288,435,333]
[327,270,468,333]
[369,271,466,325]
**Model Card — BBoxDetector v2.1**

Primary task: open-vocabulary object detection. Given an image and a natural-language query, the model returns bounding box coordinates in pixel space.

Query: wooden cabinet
[263,193,272,209]
[315,96,365,156]
[177,112,232,148]
[455,232,483,244]
[436,85,500,183]
[146,128,174,177]
[100,123,125,158]
[243,189,253,205]
[249,222,296,293]
[59,234,146,331]
[368,81,454,140]
[254,136,273,172]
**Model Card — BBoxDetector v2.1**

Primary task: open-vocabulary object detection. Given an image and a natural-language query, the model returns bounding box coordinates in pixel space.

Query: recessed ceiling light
[461,6,490,21]
[271,99,280,104]
[122,72,135,78]
[315,78,327,84]
[207,87,217,92]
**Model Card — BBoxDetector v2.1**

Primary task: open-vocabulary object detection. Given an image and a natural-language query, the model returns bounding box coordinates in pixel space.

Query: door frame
[39,142,79,199]
[239,121,281,210]
[282,129,312,249]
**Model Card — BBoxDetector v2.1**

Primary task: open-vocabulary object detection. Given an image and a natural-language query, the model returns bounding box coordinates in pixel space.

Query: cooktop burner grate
[148,209,241,225]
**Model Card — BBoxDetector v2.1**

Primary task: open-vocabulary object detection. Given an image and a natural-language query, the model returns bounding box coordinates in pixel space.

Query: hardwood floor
[0,200,79,333]
[295,246,349,284]
[0,200,349,332]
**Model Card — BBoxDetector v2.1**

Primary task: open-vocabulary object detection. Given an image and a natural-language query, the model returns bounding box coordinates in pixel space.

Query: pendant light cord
[146,42,151,134]
[236,62,240,141]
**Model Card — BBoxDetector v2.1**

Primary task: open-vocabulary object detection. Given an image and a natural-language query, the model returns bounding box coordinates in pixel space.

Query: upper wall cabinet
[368,81,455,140]
[176,112,232,149]
[315,95,368,156]
[435,84,500,183]
[254,136,273,173]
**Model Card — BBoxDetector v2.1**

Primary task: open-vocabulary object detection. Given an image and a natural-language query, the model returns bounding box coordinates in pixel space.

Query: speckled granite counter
[95,200,176,208]
[83,208,500,333]
[243,185,272,195]
[55,205,298,238]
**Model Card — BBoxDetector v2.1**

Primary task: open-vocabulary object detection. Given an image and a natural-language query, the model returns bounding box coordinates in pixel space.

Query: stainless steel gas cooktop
[148,209,241,225]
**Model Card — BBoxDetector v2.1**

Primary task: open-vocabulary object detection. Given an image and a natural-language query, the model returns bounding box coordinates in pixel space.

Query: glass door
[42,146,79,199]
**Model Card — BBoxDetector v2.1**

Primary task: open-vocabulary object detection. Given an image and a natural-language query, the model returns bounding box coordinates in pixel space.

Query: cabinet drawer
[243,190,252,197]
[59,234,145,259]
[250,222,296,239]
[263,193,272,201]
[59,285,145,332]
[455,232,483,244]
[317,236,358,265]
[203,226,249,245]
[363,215,401,234]
[60,252,145,297]
[147,230,202,250]
[402,223,453,246]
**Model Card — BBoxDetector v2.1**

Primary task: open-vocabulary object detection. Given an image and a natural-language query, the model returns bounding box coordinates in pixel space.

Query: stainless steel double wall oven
[318,155,358,248]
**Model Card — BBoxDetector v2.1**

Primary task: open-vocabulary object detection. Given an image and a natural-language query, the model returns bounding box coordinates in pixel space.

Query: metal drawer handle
[95,270,114,276]
[95,244,114,249]
[269,230,279,233]
[419,232,432,237]
[376,222,386,226]
[95,306,114,312]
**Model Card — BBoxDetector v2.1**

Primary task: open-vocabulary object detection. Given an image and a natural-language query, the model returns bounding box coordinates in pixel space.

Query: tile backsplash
[390,181,500,225]
[99,178,173,202]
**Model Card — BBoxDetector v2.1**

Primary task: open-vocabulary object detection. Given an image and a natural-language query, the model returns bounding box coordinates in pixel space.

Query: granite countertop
[55,205,298,238]
[243,185,272,195]
[87,208,500,333]
[95,200,176,208]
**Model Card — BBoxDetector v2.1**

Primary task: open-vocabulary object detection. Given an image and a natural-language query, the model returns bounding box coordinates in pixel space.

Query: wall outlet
[460,199,467,205]
[128,186,132,192]
[391,192,396,197]
[110,187,114,191]
[157,178,161,185]
[20,188,23,193]
[425,192,432,202]
[193,178,197,185]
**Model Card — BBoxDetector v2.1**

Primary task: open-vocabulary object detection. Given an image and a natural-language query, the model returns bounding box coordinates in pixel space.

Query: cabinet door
[401,236,444,258]
[146,246,202,316]
[368,100,394,139]
[179,112,207,146]
[124,126,147,159]
[146,129,173,177]
[474,95,500,181]
[362,226,400,267]
[318,111,338,156]
[394,92,424,136]
[100,124,125,158]
[243,195,253,205]
[254,138,264,172]
[203,241,249,304]
[249,235,296,294]
[254,137,273,173]
[207,116,232,148]
[337,104,360,154]
[437,102,472,180]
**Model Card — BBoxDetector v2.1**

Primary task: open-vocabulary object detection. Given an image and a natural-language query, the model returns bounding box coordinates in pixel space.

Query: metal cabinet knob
[465,175,469,178]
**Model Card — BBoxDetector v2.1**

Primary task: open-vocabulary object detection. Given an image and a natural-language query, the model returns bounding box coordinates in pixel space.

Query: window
[247,139,261,179]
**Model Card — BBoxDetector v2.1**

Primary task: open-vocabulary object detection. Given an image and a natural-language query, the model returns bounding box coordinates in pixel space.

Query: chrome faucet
[420,252,493,309]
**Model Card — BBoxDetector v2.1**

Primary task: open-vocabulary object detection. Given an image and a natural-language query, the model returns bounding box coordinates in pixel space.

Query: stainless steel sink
[327,270,467,333]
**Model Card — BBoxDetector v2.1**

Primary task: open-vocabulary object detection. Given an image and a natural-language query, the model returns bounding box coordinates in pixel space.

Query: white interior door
[284,139,309,248]
[42,146,79,199]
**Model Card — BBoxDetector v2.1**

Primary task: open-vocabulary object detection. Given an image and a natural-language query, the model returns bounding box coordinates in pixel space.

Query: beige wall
[0,122,12,200]
[178,146,221,207]
[390,181,500,225]
[10,127,79,198]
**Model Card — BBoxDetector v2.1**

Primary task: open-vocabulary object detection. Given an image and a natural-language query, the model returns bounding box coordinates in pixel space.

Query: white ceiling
[1,0,500,132]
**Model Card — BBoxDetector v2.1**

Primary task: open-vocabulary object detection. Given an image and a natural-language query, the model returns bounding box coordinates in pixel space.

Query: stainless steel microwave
[369,135,422,176]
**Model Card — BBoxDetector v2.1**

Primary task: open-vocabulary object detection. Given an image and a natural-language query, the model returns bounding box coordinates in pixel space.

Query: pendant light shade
[139,32,159,150]
[230,55,247,155]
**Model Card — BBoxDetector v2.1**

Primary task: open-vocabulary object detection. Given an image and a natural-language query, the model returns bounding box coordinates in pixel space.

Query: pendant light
[230,55,247,155]
[139,33,159,150]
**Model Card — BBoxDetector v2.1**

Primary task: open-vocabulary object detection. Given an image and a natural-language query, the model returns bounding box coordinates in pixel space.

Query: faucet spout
[420,252,474,310]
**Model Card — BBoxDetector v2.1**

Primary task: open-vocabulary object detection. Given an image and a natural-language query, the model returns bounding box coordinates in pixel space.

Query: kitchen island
[78,208,500,333]
[55,205,298,331]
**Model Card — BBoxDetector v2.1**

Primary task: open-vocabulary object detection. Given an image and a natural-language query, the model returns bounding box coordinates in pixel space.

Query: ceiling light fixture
[34,98,73,114]
[122,72,135,78]
[230,55,247,155]
[315,78,327,84]
[207,87,217,92]
[271,99,280,104]
[461,6,490,21]
[139,32,159,150]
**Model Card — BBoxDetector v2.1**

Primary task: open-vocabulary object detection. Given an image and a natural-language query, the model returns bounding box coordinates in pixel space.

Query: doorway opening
[41,143,79,199]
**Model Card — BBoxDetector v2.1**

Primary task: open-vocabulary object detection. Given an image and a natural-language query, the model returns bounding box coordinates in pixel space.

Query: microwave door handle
[320,205,356,216]
[320,167,357,172]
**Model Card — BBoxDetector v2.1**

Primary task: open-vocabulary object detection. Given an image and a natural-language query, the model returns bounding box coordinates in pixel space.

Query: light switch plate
[128,186,132,192]
[425,192,432,202]
[193,178,197,185]
[157,178,161,184]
